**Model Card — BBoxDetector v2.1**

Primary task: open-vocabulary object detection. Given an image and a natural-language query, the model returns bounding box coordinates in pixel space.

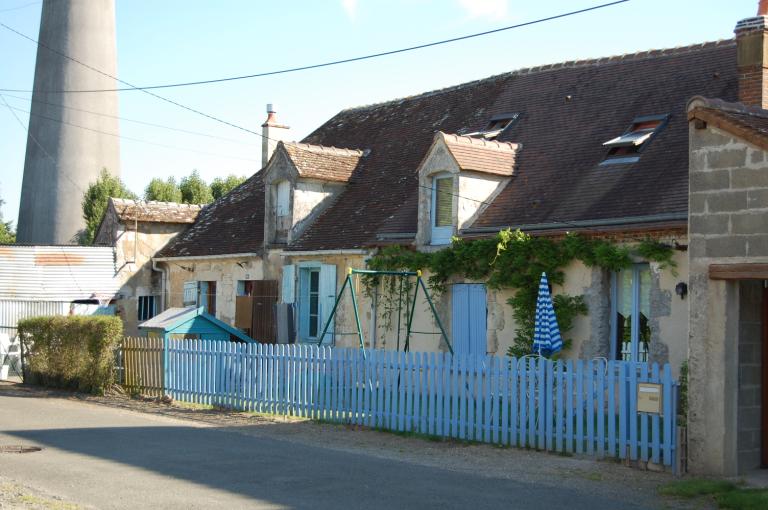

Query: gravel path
[0,382,706,509]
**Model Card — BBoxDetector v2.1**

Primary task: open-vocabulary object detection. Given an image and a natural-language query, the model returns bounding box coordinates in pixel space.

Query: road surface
[0,385,675,509]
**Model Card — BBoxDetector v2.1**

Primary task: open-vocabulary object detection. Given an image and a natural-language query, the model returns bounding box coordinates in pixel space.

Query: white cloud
[341,0,358,20]
[457,0,508,20]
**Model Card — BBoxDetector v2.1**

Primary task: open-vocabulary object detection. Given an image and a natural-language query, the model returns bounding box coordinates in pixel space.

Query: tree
[81,168,137,245]
[210,174,246,200]
[0,197,15,244]
[179,170,213,204]
[144,177,182,203]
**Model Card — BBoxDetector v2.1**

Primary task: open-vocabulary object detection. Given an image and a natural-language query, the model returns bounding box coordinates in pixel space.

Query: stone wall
[688,117,768,475]
[113,222,188,336]
[163,256,265,327]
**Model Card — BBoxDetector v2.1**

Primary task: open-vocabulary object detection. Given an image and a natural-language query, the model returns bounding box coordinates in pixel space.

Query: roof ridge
[690,96,768,120]
[284,141,366,157]
[111,197,204,209]
[340,39,736,113]
[438,131,520,151]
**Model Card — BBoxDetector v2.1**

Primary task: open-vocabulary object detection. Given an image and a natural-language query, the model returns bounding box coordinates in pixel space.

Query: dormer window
[601,114,669,165]
[274,180,291,242]
[431,173,454,245]
[464,113,520,140]
[276,180,290,217]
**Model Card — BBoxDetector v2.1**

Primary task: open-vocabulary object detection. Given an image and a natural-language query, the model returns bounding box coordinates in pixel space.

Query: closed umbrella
[532,272,563,356]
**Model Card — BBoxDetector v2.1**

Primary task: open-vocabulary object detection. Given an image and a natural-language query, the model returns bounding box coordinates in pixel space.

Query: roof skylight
[601,114,669,165]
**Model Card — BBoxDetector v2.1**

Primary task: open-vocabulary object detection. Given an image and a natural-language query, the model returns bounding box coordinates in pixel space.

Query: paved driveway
[0,385,673,509]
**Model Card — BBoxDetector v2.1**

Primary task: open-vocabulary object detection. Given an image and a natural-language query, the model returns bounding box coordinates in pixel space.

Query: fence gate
[120,336,164,396]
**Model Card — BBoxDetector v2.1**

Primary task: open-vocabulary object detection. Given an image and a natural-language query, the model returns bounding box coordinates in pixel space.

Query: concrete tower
[17,0,120,244]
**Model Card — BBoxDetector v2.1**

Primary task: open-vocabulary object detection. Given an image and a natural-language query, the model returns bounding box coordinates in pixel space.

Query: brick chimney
[736,1,768,108]
[261,103,290,168]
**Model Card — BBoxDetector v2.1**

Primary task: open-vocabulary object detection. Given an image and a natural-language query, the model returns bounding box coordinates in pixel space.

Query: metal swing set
[316,268,454,357]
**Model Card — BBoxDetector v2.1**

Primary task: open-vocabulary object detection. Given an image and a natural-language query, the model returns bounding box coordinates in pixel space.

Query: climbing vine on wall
[365,230,676,358]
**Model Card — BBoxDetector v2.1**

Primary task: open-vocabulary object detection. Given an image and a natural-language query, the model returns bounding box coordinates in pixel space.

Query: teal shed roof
[138,306,254,343]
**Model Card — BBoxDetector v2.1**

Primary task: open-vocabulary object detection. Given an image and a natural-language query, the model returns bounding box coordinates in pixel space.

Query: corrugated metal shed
[0,301,69,332]
[0,245,119,301]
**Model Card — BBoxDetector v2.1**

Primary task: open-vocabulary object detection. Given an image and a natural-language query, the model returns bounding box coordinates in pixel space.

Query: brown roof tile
[687,96,768,149]
[110,198,201,224]
[439,132,519,176]
[158,173,265,258]
[282,142,365,182]
[286,40,738,250]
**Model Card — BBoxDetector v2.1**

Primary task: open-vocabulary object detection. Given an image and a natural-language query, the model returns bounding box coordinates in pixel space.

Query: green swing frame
[317,268,454,357]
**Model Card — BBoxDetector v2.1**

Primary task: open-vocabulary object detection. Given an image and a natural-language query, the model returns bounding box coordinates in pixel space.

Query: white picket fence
[150,340,679,469]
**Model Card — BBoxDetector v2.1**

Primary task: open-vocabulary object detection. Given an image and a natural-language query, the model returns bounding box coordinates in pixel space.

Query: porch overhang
[709,263,768,280]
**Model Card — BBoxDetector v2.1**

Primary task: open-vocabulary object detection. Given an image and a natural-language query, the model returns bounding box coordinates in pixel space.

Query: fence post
[163,336,169,397]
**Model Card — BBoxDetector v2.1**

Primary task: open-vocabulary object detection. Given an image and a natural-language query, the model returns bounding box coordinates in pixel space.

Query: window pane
[615,269,633,361]
[435,177,453,227]
[309,315,318,337]
[638,266,651,361]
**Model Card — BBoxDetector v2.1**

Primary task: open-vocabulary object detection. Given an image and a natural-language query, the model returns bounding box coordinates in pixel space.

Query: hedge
[17,315,122,394]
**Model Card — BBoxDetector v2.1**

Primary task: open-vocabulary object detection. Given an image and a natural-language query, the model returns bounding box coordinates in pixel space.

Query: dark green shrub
[18,315,122,394]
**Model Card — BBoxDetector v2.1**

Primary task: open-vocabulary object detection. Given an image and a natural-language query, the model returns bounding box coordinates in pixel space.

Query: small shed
[138,306,255,343]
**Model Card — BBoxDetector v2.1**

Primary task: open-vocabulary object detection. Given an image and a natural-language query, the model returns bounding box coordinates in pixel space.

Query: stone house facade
[94,198,201,335]
[140,4,768,475]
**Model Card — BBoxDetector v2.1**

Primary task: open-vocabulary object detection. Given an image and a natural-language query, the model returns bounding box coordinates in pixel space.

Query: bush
[18,315,122,394]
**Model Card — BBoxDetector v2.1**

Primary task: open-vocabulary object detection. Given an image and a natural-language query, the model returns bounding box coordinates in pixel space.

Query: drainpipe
[152,259,168,312]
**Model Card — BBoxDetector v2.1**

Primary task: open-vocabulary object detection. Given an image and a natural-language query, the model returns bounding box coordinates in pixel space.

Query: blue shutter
[282,265,295,303]
[452,284,469,357]
[298,268,309,341]
[469,284,487,357]
[319,264,337,345]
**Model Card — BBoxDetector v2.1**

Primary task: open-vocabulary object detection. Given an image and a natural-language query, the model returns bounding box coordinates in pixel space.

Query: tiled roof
[438,132,519,176]
[158,173,265,258]
[110,198,201,223]
[282,142,365,182]
[286,40,738,250]
[688,96,768,149]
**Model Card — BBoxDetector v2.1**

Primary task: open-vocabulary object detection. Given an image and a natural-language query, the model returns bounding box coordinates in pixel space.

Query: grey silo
[16,0,120,245]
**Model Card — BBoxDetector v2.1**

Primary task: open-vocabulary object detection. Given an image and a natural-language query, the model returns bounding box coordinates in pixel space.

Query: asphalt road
[0,388,663,510]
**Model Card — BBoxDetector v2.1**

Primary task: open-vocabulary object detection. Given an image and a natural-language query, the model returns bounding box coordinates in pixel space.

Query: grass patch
[659,479,738,498]
[715,489,768,510]
[659,479,768,509]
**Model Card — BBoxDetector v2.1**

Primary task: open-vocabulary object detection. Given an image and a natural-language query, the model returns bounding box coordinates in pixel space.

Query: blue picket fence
[158,340,678,468]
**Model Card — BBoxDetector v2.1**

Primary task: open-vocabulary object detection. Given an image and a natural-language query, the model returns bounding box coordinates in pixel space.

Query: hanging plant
[365,230,677,357]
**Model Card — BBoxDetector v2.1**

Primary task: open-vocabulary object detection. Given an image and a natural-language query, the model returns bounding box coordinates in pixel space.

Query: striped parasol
[532,272,563,356]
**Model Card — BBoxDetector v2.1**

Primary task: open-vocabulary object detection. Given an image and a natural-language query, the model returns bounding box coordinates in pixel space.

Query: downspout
[152,259,168,312]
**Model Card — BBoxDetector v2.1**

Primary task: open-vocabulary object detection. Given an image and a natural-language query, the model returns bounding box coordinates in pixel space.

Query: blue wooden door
[452,284,487,357]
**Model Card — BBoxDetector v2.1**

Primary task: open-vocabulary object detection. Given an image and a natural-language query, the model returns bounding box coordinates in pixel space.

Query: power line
[2,93,257,146]
[0,0,657,241]
[2,102,261,162]
[0,1,39,14]
[0,1,631,93]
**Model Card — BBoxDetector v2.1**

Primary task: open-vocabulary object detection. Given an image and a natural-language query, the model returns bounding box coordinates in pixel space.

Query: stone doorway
[736,280,767,473]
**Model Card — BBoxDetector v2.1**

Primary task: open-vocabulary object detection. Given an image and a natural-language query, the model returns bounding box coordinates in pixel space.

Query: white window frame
[183,281,198,306]
[431,173,454,245]
[609,263,651,363]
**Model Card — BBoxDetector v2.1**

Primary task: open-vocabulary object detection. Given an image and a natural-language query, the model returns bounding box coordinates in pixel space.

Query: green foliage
[365,230,678,358]
[659,479,737,498]
[210,174,246,200]
[144,176,182,203]
[81,168,137,244]
[18,315,123,394]
[716,488,768,510]
[0,197,15,244]
[179,169,213,204]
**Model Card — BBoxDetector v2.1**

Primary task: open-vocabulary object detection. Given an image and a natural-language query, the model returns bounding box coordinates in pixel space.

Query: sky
[0,0,759,226]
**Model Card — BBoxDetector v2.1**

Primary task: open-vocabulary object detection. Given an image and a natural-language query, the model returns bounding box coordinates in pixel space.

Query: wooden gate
[235,280,278,343]
[121,336,164,396]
